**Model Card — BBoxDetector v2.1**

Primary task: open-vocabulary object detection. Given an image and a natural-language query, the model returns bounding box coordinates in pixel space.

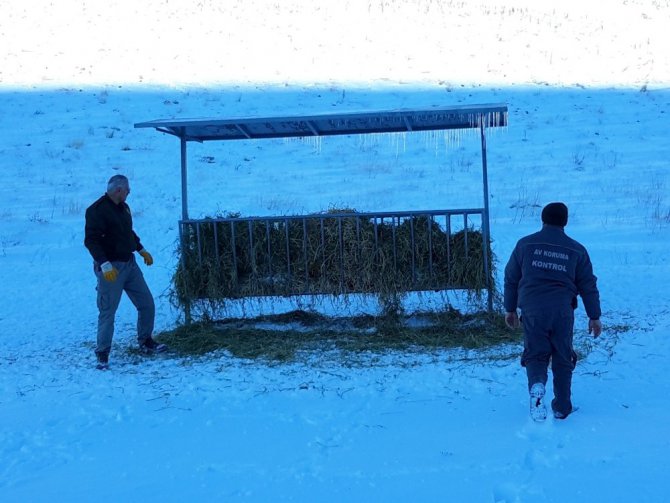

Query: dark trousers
[521,307,576,416]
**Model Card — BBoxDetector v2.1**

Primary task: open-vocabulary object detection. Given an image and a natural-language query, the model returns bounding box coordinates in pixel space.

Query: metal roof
[134,103,508,142]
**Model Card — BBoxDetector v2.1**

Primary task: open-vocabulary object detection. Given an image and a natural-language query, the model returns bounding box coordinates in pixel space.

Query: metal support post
[480,121,493,312]
[179,134,192,323]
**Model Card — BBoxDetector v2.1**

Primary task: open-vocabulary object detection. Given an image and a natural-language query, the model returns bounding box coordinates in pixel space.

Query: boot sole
[530,383,547,422]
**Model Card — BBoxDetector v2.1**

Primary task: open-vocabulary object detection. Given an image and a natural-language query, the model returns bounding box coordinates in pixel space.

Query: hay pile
[173,211,494,306]
[156,309,518,364]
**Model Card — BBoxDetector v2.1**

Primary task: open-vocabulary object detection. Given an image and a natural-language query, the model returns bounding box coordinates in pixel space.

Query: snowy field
[1,0,670,501]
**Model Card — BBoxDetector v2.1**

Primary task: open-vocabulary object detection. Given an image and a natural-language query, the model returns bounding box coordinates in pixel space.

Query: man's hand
[139,249,154,266]
[505,311,520,329]
[100,261,118,282]
[588,319,602,338]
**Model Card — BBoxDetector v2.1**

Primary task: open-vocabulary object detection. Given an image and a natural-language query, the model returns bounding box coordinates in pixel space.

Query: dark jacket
[504,225,601,320]
[84,194,143,264]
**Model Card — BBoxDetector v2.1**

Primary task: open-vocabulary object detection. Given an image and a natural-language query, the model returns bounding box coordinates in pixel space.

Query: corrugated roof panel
[135,104,508,141]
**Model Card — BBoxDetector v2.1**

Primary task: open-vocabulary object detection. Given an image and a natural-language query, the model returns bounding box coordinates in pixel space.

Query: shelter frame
[135,103,508,315]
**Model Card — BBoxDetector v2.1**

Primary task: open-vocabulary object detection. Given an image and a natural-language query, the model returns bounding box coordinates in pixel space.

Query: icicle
[283,135,323,153]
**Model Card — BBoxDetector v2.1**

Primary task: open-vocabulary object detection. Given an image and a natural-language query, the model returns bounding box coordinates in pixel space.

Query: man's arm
[575,249,601,321]
[575,249,602,338]
[133,230,143,253]
[503,244,522,313]
[503,244,523,329]
[84,207,108,264]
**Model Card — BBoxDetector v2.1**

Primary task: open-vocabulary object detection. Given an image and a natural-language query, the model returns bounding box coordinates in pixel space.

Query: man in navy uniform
[85,175,166,369]
[504,202,602,420]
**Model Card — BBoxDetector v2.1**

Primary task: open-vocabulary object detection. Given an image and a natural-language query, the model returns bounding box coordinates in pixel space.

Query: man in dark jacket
[504,202,602,421]
[84,175,166,369]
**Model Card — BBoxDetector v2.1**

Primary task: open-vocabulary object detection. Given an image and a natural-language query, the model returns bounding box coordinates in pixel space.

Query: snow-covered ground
[1,1,669,501]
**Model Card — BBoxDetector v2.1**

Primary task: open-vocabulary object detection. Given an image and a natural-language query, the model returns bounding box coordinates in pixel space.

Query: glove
[100,261,118,282]
[139,249,154,266]
[588,319,602,338]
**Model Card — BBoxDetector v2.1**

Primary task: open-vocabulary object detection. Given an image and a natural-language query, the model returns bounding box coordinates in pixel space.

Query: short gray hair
[107,174,129,192]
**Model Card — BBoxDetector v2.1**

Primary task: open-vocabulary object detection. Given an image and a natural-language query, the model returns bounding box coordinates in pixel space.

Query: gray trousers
[94,255,155,355]
[521,306,576,416]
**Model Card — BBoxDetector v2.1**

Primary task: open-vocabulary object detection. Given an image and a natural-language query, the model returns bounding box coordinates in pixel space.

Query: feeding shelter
[135,104,508,318]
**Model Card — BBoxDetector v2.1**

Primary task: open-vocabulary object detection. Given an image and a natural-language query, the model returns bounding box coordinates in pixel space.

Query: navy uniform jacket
[504,225,601,320]
[84,194,144,264]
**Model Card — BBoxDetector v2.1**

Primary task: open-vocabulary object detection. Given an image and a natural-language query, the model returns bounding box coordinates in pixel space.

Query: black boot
[95,350,110,370]
[139,337,167,354]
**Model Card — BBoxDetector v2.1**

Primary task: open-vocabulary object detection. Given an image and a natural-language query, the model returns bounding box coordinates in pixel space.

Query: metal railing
[176,209,491,301]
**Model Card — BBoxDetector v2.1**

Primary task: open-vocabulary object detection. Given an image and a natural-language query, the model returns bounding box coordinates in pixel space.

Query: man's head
[107,175,130,204]
[541,202,568,227]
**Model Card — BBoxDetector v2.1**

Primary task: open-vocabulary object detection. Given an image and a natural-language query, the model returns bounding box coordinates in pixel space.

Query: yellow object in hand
[100,262,118,282]
[139,249,154,266]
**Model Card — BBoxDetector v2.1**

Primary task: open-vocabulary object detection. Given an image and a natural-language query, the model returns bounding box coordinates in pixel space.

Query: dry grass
[156,308,519,364]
